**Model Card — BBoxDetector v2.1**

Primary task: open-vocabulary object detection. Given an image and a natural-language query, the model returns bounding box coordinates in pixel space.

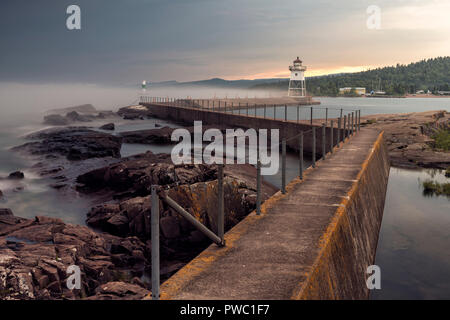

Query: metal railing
[138,96,361,126]
[143,96,362,299]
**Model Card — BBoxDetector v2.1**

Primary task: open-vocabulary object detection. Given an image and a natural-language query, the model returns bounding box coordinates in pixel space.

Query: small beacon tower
[288,57,307,97]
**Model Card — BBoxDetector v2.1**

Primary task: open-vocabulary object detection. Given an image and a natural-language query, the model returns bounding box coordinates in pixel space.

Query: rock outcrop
[0,211,150,300]
[13,127,122,161]
[99,123,115,131]
[362,110,450,169]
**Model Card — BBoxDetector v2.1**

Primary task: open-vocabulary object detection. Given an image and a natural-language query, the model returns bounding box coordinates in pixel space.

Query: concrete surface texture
[156,128,390,300]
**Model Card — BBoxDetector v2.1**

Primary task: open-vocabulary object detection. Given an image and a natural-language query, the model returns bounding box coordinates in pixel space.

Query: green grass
[422,180,450,198]
[432,128,450,151]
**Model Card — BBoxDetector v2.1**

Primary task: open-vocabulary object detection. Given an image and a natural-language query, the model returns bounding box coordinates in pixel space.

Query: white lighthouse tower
[288,57,307,97]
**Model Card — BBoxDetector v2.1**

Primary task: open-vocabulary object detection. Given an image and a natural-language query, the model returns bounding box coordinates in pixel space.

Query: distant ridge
[147,77,286,89]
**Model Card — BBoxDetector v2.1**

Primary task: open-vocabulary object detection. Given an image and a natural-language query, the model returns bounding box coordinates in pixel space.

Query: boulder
[87,281,150,300]
[100,123,115,131]
[43,114,69,126]
[0,208,13,216]
[8,171,24,180]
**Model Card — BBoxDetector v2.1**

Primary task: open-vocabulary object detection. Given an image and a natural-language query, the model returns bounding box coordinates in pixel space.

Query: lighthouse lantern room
[288,57,307,97]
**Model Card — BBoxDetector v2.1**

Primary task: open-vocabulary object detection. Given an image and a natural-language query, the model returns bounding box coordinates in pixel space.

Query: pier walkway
[157,128,389,299]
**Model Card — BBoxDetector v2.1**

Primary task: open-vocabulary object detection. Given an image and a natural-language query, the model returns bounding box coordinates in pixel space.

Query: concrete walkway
[159,128,383,300]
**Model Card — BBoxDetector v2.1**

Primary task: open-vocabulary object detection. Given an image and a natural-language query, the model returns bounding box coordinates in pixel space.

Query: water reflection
[371,167,450,299]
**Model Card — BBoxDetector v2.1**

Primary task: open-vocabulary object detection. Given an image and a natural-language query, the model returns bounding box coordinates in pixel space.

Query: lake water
[0,84,449,299]
[371,168,450,299]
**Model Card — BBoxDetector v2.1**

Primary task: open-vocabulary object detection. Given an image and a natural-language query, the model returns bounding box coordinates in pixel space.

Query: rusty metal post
[299,132,303,179]
[282,138,286,194]
[256,160,261,215]
[218,164,224,242]
[343,115,347,140]
[330,120,334,153]
[337,117,341,145]
[312,127,316,168]
[151,185,160,300]
[322,123,326,160]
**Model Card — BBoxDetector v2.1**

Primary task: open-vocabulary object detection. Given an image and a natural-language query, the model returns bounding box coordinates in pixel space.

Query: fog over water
[1,82,450,298]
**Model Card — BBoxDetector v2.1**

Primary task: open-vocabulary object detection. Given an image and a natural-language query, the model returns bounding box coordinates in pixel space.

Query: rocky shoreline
[1,106,277,300]
[361,110,450,170]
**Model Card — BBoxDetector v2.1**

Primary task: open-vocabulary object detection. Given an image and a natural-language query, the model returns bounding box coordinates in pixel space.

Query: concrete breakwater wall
[142,103,342,156]
[292,131,390,299]
[145,122,389,299]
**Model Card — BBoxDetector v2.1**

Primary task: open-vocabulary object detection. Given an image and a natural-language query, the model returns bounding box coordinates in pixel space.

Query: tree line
[251,57,450,96]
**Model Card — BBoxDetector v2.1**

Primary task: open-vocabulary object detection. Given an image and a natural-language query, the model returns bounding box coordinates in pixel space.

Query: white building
[339,87,366,96]
[288,57,307,97]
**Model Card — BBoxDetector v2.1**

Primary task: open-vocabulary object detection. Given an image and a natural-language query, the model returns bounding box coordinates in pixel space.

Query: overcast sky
[1,0,449,85]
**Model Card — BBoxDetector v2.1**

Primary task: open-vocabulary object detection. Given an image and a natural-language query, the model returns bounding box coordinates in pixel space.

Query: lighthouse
[288,57,307,97]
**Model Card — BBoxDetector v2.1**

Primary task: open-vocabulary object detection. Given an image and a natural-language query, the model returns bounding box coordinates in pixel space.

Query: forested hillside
[251,57,450,96]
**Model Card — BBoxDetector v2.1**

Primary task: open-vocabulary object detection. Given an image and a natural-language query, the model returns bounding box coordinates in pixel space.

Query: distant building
[288,57,307,97]
[339,87,366,96]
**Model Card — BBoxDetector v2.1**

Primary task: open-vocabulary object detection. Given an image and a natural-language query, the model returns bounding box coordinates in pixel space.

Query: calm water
[372,168,450,300]
[231,97,450,121]
[0,86,449,298]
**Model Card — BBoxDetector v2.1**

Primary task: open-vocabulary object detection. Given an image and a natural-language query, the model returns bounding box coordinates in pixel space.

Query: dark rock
[100,123,115,131]
[8,171,24,180]
[43,114,69,126]
[120,127,174,144]
[13,127,122,161]
[77,152,215,196]
[160,216,180,239]
[46,104,97,115]
[87,281,150,300]
[0,212,150,300]
[0,208,13,216]
[66,111,92,122]
[118,105,152,120]
[154,123,161,127]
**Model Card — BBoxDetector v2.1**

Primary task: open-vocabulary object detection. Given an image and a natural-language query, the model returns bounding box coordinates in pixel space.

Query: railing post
[284,104,287,122]
[337,117,341,145]
[322,123,326,160]
[343,115,347,140]
[299,132,303,180]
[274,104,276,120]
[312,127,316,168]
[213,100,215,111]
[246,103,249,116]
[330,120,334,153]
[254,104,257,118]
[224,101,227,113]
[151,185,160,300]
[351,112,354,136]
[217,164,224,242]
[256,160,261,215]
[358,110,361,131]
[297,105,299,123]
[310,107,313,126]
[282,138,286,194]
[238,102,241,115]
[340,108,343,120]
[264,104,266,119]
[325,108,328,126]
